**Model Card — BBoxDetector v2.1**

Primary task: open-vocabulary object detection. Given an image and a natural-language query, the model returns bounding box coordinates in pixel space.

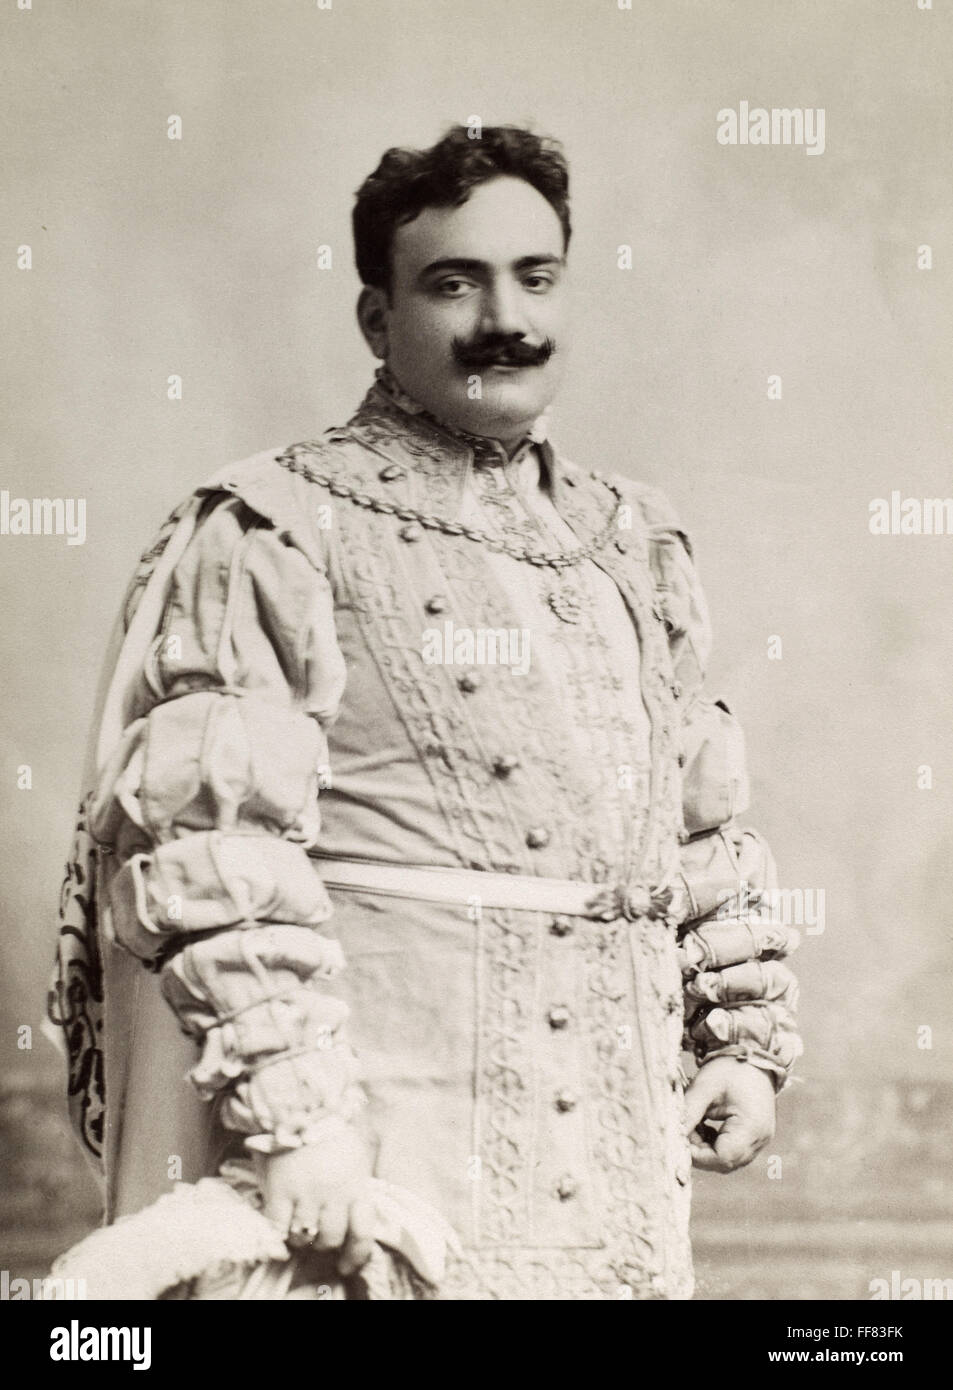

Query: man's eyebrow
[513,254,565,271]
[418,254,565,279]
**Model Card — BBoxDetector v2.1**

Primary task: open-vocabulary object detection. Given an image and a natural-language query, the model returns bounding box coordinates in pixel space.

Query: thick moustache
[452,337,555,370]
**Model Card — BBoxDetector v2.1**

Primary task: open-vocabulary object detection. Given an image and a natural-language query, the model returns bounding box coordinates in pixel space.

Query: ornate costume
[48,369,801,1300]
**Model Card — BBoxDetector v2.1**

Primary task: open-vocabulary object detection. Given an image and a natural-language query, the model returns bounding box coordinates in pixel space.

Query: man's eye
[437,278,474,297]
[523,274,555,292]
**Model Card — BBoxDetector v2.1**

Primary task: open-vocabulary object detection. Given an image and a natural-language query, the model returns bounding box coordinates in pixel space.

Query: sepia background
[2,0,951,1299]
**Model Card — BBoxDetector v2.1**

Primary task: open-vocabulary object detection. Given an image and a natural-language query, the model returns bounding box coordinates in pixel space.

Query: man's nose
[479,279,529,338]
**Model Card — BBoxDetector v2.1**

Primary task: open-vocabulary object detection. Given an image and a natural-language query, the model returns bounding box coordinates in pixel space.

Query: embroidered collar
[341,364,597,527]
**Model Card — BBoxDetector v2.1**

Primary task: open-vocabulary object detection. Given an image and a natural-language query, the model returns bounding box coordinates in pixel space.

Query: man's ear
[357,285,390,359]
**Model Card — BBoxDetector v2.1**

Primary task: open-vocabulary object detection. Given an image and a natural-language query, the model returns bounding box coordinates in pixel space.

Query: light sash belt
[310,853,665,921]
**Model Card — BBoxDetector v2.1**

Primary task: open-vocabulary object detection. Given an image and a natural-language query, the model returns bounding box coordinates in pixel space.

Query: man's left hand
[683,1057,776,1172]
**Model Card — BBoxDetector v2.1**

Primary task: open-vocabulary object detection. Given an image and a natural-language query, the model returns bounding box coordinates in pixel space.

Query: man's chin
[396,366,554,441]
[455,404,545,442]
[459,373,551,432]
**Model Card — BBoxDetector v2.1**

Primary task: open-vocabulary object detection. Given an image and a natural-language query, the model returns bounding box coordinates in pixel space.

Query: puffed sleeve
[640,489,803,1091]
[88,490,365,1153]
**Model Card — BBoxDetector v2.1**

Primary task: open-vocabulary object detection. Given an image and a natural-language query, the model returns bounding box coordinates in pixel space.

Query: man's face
[368,175,570,445]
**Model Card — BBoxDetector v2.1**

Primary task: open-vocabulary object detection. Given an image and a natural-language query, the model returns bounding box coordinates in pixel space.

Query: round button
[492,754,520,778]
[555,1174,577,1201]
[554,1088,578,1113]
[399,522,423,542]
[379,463,406,482]
[547,1005,571,1030]
[526,826,550,850]
[425,595,448,614]
[458,672,480,693]
[549,916,573,937]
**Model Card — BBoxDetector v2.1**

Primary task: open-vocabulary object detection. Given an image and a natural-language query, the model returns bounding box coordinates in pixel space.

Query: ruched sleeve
[642,491,803,1091]
[88,491,364,1152]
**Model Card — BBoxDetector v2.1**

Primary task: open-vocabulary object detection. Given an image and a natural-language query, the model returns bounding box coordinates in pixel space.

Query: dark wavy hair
[352,125,571,296]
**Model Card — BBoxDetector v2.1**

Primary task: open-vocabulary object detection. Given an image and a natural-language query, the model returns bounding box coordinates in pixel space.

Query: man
[48,125,801,1300]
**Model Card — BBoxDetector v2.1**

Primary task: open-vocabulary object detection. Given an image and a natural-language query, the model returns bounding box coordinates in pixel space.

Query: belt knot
[583,881,675,924]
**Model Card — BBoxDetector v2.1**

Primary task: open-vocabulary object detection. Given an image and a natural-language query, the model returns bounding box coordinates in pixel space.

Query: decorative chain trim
[275,444,626,572]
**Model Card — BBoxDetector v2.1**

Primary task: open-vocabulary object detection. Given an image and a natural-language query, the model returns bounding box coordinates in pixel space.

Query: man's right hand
[256,1117,377,1276]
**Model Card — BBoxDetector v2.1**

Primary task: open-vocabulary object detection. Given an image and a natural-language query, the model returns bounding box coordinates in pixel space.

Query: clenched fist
[683,1056,776,1173]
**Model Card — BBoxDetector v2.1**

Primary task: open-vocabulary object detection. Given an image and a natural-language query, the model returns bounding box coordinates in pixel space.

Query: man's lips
[459,357,542,371]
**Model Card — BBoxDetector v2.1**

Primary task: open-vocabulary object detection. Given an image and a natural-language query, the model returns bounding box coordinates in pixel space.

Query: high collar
[345,365,576,521]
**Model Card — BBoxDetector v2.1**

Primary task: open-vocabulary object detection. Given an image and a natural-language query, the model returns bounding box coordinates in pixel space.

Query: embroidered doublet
[48,374,801,1301]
